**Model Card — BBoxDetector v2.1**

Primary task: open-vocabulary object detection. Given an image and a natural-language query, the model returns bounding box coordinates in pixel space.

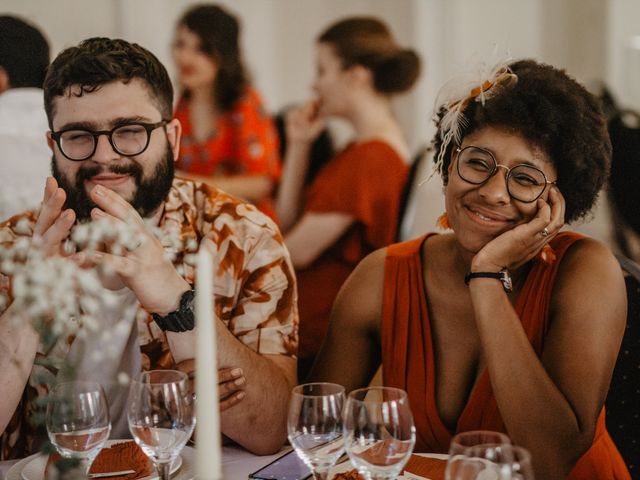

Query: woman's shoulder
[335,139,407,170]
[553,231,625,298]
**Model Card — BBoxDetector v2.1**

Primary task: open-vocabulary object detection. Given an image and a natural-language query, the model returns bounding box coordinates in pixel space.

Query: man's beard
[52,146,175,221]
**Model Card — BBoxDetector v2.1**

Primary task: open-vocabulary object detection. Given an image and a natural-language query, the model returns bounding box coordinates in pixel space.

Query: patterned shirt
[175,88,281,220]
[0,177,298,460]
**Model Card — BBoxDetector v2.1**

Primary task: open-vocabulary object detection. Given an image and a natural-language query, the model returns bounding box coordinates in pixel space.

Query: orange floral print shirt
[175,88,281,220]
[0,178,298,460]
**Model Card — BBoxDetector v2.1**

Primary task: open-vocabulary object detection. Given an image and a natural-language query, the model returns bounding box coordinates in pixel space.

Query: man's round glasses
[50,120,169,161]
[455,146,556,203]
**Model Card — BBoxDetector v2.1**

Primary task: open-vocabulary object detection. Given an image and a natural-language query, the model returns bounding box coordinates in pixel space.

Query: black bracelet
[152,288,196,332]
[464,270,513,293]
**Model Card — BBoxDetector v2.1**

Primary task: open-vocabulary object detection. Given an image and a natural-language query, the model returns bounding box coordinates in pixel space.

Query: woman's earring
[436,212,451,230]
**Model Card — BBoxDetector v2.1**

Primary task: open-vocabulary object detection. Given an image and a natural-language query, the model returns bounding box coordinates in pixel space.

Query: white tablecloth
[4,445,447,480]
[3,444,289,480]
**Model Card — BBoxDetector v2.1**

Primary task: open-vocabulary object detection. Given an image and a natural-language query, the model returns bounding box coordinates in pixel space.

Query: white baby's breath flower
[14,237,30,256]
[117,372,130,385]
[186,238,198,252]
[14,218,32,235]
[1,259,15,275]
[90,349,104,363]
[113,320,131,338]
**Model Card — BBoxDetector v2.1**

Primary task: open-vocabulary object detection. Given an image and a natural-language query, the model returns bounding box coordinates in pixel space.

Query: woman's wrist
[470,255,504,273]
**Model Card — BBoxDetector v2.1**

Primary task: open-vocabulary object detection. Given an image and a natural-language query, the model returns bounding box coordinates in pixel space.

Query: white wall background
[2,0,638,244]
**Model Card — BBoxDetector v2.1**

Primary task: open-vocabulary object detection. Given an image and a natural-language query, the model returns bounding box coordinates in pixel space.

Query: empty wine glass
[46,381,111,476]
[127,370,195,480]
[445,430,512,480]
[446,443,535,480]
[287,382,345,480]
[343,386,416,480]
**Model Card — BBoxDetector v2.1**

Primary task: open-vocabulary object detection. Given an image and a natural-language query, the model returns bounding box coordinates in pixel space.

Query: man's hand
[32,177,76,257]
[176,359,247,412]
[79,184,190,314]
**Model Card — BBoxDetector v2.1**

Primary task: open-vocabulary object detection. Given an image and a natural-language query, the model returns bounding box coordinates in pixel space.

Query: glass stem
[156,460,172,480]
[312,466,330,480]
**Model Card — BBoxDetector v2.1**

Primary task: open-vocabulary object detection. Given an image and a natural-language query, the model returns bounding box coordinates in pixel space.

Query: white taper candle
[195,246,222,479]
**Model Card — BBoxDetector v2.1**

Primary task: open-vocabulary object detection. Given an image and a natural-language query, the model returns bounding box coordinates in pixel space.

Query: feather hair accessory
[421,60,518,186]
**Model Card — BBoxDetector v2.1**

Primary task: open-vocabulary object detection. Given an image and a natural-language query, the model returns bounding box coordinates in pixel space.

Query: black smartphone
[248,449,312,480]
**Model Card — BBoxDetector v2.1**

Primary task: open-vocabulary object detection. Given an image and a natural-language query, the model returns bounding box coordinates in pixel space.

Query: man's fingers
[34,185,67,236]
[218,367,243,384]
[218,376,245,397]
[89,184,144,227]
[40,209,75,252]
[219,390,246,412]
[87,250,137,278]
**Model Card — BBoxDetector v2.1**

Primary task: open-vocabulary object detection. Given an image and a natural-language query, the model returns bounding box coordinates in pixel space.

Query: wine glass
[446,443,535,480]
[445,430,512,480]
[127,370,195,480]
[46,381,111,476]
[287,382,345,480]
[343,386,416,480]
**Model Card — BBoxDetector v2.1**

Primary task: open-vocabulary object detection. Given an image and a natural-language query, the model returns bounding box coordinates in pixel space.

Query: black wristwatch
[152,288,196,332]
[464,270,513,293]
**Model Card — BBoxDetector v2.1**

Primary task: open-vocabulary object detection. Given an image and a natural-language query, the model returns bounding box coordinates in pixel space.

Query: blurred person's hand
[285,99,326,148]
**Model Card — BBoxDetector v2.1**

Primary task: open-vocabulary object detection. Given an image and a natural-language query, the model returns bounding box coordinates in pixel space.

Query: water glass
[287,382,345,480]
[446,443,535,480]
[46,381,111,476]
[445,430,512,480]
[127,370,195,480]
[343,386,416,480]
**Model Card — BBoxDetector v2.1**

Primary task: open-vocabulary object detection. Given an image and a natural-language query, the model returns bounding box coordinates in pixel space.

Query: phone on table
[248,449,312,480]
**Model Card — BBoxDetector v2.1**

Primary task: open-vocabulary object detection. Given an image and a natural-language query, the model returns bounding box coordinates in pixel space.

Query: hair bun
[373,49,421,94]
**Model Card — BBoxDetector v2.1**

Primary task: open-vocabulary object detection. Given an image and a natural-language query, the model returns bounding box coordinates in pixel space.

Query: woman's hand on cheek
[472,186,566,273]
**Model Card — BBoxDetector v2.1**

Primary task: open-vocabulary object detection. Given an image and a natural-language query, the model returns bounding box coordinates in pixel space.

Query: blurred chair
[605,254,640,476]
[396,146,431,242]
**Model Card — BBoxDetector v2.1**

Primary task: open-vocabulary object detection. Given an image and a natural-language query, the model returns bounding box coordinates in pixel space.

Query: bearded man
[0,37,297,462]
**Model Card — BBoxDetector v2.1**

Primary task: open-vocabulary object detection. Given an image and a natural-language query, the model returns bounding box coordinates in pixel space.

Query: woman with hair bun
[276,17,420,380]
[172,4,280,219]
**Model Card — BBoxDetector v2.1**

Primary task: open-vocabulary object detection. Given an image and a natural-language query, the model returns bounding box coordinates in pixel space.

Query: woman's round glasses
[455,145,556,203]
[50,120,168,161]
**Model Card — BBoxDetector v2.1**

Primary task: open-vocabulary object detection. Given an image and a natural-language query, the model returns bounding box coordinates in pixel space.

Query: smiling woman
[310,59,631,480]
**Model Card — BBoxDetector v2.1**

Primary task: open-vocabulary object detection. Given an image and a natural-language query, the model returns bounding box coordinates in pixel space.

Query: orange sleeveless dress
[297,140,408,369]
[381,232,630,479]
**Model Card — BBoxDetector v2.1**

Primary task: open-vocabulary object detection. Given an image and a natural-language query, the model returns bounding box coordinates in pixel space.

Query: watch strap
[464,271,513,292]
[152,288,196,332]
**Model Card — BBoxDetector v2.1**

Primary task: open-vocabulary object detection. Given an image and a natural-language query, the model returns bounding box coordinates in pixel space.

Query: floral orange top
[0,177,298,460]
[175,88,281,220]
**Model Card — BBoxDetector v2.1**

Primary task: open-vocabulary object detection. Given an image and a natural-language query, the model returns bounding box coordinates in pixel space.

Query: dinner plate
[329,453,449,480]
[20,440,182,480]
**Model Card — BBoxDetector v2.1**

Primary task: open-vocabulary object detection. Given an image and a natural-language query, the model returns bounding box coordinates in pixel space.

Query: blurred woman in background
[173,4,280,220]
[276,17,420,380]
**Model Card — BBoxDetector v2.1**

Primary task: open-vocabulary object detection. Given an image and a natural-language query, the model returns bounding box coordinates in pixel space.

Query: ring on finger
[540,227,550,237]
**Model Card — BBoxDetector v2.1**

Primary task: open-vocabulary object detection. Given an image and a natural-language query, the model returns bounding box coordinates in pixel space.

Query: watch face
[501,271,513,292]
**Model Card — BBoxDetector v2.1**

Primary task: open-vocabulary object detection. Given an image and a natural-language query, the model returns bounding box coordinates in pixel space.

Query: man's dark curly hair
[432,59,611,224]
[43,37,173,128]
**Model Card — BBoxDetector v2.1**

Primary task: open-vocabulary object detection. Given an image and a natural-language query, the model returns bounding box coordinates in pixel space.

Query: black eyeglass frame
[50,120,169,161]
[455,146,557,203]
